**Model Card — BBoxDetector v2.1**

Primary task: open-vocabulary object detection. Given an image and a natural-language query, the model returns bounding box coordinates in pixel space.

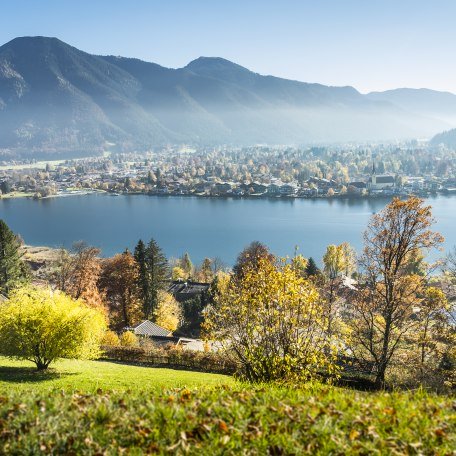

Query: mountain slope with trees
[1,37,455,158]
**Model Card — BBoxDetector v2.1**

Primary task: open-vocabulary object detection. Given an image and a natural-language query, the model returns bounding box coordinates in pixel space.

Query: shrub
[0,286,107,370]
[120,331,139,347]
[102,330,121,347]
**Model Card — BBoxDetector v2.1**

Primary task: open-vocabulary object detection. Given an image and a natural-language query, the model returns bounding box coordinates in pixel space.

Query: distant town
[1,142,455,200]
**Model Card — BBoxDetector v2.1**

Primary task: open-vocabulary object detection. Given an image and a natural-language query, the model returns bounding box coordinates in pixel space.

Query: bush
[120,331,139,347]
[101,345,238,374]
[102,330,121,347]
[0,286,107,370]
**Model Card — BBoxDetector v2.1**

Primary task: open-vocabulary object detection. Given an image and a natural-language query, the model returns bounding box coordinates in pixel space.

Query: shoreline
[1,188,454,202]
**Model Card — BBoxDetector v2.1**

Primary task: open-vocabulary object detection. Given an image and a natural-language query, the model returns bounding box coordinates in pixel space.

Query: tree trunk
[35,359,48,371]
[375,364,386,388]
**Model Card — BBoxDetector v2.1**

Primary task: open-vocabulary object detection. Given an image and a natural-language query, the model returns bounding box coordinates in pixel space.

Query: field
[0,357,232,393]
[0,357,454,454]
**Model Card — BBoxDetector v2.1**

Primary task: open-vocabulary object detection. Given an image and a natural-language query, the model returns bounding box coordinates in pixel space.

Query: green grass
[0,357,233,393]
[0,357,454,454]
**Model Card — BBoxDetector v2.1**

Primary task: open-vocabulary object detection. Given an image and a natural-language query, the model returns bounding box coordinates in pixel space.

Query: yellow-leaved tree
[153,290,182,332]
[0,286,107,370]
[204,257,338,382]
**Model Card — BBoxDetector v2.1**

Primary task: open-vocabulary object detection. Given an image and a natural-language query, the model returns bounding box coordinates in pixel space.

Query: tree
[232,241,274,278]
[339,242,356,277]
[0,181,11,195]
[322,244,349,336]
[99,251,142,329]
[305,257,320,277]
[347,197,444,387]
[445,246,456,278]
[180,252,194,278]
[134,239,169,318]
[290,254,308,278]
[172,266,188,281]
[413,287,450,382]
[196,258,213,283]
[134,239,150,308]
[0,286,106,370]
[204,258,337,382]
[153,291,182,332]
[52,242,104,310]
[0,220,29,295]
[178,295,206,337]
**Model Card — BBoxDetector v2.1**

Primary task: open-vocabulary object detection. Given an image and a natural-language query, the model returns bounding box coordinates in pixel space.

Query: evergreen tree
[134,238,169,318]
[305,257,320,277]
[145,239,169,318]
[134,239,149,313]
[0,181,11,194]
[0,220,29,295]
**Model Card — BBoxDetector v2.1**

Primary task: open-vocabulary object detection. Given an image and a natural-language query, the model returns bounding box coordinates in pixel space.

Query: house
[267,183,281,195]
[280,183,298,196]
[123,320,208,351]
[214,182,234,194]
[167,280,210,303]
[250,182,268,194]
[124,320,172,337]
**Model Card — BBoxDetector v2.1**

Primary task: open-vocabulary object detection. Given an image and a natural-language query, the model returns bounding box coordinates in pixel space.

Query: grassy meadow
[0,357,454,454]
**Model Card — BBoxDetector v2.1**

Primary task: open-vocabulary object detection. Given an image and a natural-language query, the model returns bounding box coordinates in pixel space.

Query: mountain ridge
[1,36,455,158]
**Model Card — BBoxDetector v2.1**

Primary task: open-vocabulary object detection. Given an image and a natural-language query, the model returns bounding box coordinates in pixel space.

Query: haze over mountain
[1,36,456,158]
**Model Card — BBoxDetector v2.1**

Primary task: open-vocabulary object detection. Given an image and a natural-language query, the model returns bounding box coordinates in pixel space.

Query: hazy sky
[1,0,455,94]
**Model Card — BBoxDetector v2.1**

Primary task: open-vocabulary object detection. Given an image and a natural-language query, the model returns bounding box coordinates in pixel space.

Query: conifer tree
[0,220,29,295]
[134,238,169,318]
[146,239,169,318]
[305,257,320,277]
[134,239,149,313]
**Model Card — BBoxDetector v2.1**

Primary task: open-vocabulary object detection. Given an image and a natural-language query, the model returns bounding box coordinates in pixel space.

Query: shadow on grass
[0,365,76,383]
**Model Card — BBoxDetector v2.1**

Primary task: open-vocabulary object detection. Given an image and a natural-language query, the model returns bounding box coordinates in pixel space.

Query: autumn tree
[0,286,106,370]
[172,266,188,281]
[99,251,142,329]
[290,253,308,278]
[232,241,274,279]
[180,252,194,278]
[51,242,104,310]
[204,258,337,382]
[412,287,450,381]
[445,246,456,278]
[196,258,213,283]
[0,220,29,295]
[346,197,444,387]
[154,291,182,332]
[322,243,356,336]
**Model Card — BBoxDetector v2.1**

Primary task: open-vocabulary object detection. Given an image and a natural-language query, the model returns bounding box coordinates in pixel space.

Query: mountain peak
[185,56,251,74]
[2,35,66,49]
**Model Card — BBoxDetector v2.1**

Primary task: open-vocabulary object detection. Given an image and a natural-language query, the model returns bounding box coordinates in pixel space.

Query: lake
[0,194,455,266]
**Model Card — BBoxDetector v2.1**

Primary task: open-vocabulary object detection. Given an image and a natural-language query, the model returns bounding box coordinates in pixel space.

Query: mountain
[430,128,456,147]
[367,88,456,124]
[1,36,455,158]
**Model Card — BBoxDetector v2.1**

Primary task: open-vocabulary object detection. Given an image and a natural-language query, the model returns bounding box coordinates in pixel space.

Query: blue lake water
[0,194,455,265]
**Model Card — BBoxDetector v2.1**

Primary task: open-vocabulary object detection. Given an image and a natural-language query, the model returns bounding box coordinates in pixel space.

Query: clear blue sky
[1,0,455,93]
